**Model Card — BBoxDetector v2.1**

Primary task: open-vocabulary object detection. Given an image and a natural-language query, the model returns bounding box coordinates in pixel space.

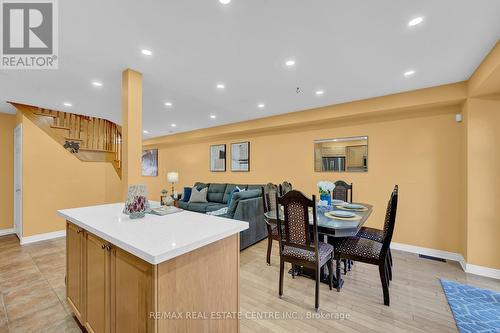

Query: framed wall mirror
[314,136,368,172]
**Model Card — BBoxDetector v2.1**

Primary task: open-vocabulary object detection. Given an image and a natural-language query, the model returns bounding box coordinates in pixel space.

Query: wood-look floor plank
[0,234,498,333]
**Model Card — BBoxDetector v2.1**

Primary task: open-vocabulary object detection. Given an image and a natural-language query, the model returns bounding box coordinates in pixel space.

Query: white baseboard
[20,230,66,245]
[0,228,15,237]
[391,242,500,280]
[465,263,500,280]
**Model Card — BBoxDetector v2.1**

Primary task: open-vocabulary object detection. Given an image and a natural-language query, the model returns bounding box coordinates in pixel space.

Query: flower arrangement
[317,181,335,207]
[317,181,335,195]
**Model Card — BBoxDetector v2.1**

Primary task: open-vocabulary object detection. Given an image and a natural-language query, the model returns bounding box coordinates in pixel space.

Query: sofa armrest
[233,197,267,249]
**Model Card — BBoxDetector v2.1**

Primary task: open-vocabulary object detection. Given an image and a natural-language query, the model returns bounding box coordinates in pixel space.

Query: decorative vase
[320,192,332,207]
[123,185,150,219]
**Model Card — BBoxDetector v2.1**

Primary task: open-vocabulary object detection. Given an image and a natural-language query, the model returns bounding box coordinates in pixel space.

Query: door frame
[14,124,22,239]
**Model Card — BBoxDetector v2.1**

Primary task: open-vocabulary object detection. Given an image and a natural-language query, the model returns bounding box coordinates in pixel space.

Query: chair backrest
[275,190,318,257]
[279,181,293,196]
[380,185,399,257]
[261,183,278,213]
[332,180,353,202]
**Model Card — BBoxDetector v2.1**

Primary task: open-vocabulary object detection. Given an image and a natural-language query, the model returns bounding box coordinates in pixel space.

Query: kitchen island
[58,203,248,333]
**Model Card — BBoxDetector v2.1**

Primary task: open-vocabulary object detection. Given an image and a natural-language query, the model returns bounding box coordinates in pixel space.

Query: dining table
[264,202,373,290]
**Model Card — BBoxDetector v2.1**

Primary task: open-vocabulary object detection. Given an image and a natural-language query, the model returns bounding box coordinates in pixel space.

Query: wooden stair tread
[50,125,71,130]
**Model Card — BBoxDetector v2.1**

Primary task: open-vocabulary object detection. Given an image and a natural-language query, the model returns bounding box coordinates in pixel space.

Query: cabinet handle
[76,229,82,234]
[101,244,106,250]
[106,245,112,251]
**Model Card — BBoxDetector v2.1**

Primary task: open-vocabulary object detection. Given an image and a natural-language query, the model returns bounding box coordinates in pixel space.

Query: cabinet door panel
[66,223,83,323]
[111,247,153,333]
[85,233,110,333]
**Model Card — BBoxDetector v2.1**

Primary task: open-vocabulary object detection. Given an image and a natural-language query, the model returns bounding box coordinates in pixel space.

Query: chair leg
[279,259,284,298]
[386,256,392,281]
[266,236,273,265]
[385,263,390,286]
[336,259,341,292]
[348,259,353,271]
[389,249,393,267]
[328,257,333,291]
[315,266,320,311]
[343,259,347,275]
[379,263,390,306]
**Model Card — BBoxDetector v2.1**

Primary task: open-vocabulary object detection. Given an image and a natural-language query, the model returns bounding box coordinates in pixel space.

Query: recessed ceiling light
[63,102,72,107]
[141,49,153,56]
[91,81,103,87]
[216,83,225,89]
[285,59,296,67]
[143,130,149,134]
[219,0,231,4]
[404,70,416,77]
[164,102,173,107]
[210,114,216,119]
[408,17,423,27]
[257,103,265,109]
[170,123,177,127]
[315,90,325,96]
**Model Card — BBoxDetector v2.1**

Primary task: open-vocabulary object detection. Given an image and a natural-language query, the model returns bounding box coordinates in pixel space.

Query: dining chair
[356,185,396,270]
[261,183,279,265]
[333,185,398,306]
[279,181,293,196]
[332,180,353,203]
[332,180,354,273]
[275,190,334,311]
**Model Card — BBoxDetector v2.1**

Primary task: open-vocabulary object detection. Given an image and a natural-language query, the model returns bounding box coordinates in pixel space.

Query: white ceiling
[1,0,500,138]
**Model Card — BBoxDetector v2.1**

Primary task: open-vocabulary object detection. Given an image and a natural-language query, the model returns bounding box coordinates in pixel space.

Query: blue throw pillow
[227,188,240,207]
[182,187,192,202]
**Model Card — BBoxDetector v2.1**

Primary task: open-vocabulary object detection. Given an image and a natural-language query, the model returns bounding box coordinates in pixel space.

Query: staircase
[11,102,122,178]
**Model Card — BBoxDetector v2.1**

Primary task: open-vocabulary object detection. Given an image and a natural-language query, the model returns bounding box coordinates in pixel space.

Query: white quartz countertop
[58,203,248,265]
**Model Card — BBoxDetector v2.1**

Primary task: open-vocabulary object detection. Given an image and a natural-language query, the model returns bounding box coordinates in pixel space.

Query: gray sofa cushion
[206,203,227,212]
[207,183,227,203]
[189,187,208,203]
[187,202,211,213]
[177,201,189,210]
[223,184,248,204]
[227,189,261,216]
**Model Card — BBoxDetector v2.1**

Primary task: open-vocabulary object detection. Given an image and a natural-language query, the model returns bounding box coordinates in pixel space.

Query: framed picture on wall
[210,144,226,172]
[231,141,250,172]
[142,149,158,176]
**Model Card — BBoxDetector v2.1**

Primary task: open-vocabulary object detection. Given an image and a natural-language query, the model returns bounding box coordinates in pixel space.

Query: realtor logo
[1,0,58,69]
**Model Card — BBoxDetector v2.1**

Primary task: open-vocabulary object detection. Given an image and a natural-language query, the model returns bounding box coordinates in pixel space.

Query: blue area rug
[440,279,500,333]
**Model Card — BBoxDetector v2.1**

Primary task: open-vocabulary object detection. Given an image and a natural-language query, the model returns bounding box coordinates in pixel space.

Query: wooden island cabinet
[61,203,248,333]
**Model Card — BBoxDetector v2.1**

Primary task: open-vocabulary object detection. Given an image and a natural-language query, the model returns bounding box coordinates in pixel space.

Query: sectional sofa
[177,182,267,249]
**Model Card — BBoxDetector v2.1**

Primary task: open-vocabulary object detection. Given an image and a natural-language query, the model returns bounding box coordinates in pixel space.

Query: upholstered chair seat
[357,227,384,243]
[335,237,382,260]
[282,242,333,265]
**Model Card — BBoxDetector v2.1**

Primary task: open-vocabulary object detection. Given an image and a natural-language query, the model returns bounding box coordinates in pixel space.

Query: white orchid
[317,181,335,194]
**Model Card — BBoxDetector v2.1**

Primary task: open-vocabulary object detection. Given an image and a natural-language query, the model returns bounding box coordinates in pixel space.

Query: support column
[122,69,143,199]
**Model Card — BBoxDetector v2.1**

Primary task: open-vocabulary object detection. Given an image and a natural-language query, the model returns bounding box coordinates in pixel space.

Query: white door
[13,124,22,239]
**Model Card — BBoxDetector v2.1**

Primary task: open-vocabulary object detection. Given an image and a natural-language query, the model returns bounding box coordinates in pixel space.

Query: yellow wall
[0,113,16,230]
[466,98,500,268]
[143,106,464,254]
[20,113,121,237]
